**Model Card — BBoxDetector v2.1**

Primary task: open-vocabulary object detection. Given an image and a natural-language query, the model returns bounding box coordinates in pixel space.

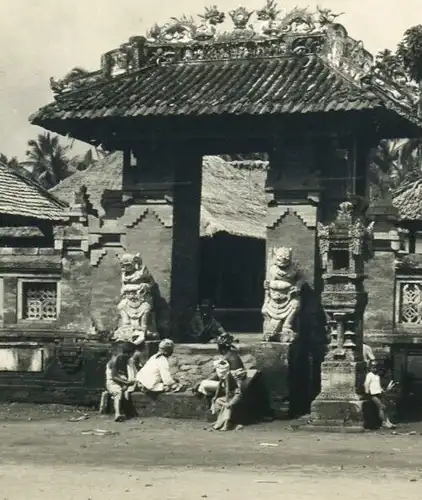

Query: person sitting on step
[100,342,137,422]
[136,339,182,393]
[190,300,228,343]
[194,333,244,398]
[210,358,244,431]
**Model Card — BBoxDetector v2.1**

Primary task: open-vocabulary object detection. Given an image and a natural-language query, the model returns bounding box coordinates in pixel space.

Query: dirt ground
[1,404,422,500]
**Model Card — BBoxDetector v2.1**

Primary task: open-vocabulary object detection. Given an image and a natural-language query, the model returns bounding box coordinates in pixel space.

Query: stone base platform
[0,337,310,419]
[291,422,365,433]
[131,392,212,420]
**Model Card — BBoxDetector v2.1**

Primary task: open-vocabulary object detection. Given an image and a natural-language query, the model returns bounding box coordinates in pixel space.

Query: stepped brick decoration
[31,2,420,132]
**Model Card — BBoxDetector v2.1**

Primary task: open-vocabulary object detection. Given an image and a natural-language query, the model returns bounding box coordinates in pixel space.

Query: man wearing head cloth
[136,339,181,393]
[210,358,244,431]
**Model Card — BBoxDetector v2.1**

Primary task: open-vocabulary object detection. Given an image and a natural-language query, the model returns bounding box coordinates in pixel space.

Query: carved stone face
[274,247,293,268]
[120,253,142,274]
[125,288,141,305]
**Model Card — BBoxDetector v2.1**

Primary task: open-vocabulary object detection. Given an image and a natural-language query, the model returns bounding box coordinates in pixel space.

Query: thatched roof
[0,159,67,221]
[392,179,422,222]
[50,153,267,239]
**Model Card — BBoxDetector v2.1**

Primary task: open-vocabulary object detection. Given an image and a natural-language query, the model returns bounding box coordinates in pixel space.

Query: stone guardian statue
[113,253,159,344]
[261,247,304,343]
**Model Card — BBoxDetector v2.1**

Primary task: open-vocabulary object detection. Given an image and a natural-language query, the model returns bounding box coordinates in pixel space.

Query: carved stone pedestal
[307,200,374,430]
[310,360,366,428]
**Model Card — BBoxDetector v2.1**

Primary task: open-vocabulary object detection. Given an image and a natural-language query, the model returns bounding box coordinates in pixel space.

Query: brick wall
[169,344,257,387]
[90,249,121,333]
[125,212,173,303]
[364,251,395,334]
[60,251,92,331]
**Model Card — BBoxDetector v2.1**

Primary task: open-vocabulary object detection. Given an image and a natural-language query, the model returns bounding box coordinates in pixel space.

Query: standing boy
[364,360,396,429]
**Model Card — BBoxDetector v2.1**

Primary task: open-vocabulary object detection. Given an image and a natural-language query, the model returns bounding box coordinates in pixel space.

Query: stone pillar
[264,137,322,416]
[365,193,403,341]
[310,200,374,428]
[122,142,202,339]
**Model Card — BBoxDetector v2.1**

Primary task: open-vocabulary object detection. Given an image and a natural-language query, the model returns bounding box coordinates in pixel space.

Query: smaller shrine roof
[30,4,422,137]
[0,161,67,221]
[50,153,267,238]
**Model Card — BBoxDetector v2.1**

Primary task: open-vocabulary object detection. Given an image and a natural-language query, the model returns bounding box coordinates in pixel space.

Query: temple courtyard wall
[0,220,419,417]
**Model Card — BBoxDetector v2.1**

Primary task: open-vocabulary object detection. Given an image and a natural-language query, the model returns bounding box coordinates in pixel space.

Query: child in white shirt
[364,361,396,429]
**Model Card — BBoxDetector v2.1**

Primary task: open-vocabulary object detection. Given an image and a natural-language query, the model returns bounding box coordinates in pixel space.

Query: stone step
[131,392,212,420]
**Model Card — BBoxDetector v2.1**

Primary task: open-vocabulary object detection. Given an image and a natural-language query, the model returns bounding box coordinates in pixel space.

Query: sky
[0,0,420,160]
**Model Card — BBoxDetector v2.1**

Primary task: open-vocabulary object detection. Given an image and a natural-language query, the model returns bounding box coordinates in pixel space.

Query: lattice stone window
[19,281,59,321]
[397,281,422,325]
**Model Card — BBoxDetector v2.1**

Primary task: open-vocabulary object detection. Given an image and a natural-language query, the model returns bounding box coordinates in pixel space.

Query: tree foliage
[369,25,422,200]
[397,25,422,83]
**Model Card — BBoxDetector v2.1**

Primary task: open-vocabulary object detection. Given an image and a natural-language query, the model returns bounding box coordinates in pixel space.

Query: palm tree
[22,132,73,189]
[369,138,422,201]
[0,153,20,168]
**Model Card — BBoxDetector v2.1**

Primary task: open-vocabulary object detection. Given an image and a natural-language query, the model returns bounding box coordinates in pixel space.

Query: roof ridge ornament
[46,1,415,114]
[229,6,254,30]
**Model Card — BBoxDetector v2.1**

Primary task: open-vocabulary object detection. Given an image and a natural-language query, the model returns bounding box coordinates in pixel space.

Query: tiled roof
[393,180,422,221]
[0,161,67,221]
[30,9,421,133]
[33,57,389,121]
[51,153,267,239]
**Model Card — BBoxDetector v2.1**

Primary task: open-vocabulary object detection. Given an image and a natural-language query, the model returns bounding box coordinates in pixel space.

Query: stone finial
[200,5,225,25]
[316,6,344,27]
[229,6,254,30]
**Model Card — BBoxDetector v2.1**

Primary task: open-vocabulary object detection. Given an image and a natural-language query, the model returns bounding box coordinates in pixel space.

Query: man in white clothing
[136,339,181,393]
[364,361,395,429]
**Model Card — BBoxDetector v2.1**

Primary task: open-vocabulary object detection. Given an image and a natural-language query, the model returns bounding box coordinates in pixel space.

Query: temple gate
[28,3,422,425]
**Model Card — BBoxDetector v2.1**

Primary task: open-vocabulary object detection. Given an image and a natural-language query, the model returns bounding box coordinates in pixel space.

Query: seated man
[195,333,275,423]
[195,333,244,397]
[100,342,137,422]
[136,339,182,393]
[190,300,228,343]
[211,358,244,431]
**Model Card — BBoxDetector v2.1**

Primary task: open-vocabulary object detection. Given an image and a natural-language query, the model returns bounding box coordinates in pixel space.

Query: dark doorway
[393,346,422,421]
[199,233,265,332]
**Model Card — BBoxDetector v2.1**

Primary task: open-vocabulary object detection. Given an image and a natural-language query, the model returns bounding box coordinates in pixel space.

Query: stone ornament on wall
[113,253,160,344]
[262,246,305,343]
[394,254,422,328]
[56,340,84,375]
[397,281,422,326]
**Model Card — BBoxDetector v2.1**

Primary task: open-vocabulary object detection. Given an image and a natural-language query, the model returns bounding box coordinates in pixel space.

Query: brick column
[122,142,203,339]
[264,137,322,416]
